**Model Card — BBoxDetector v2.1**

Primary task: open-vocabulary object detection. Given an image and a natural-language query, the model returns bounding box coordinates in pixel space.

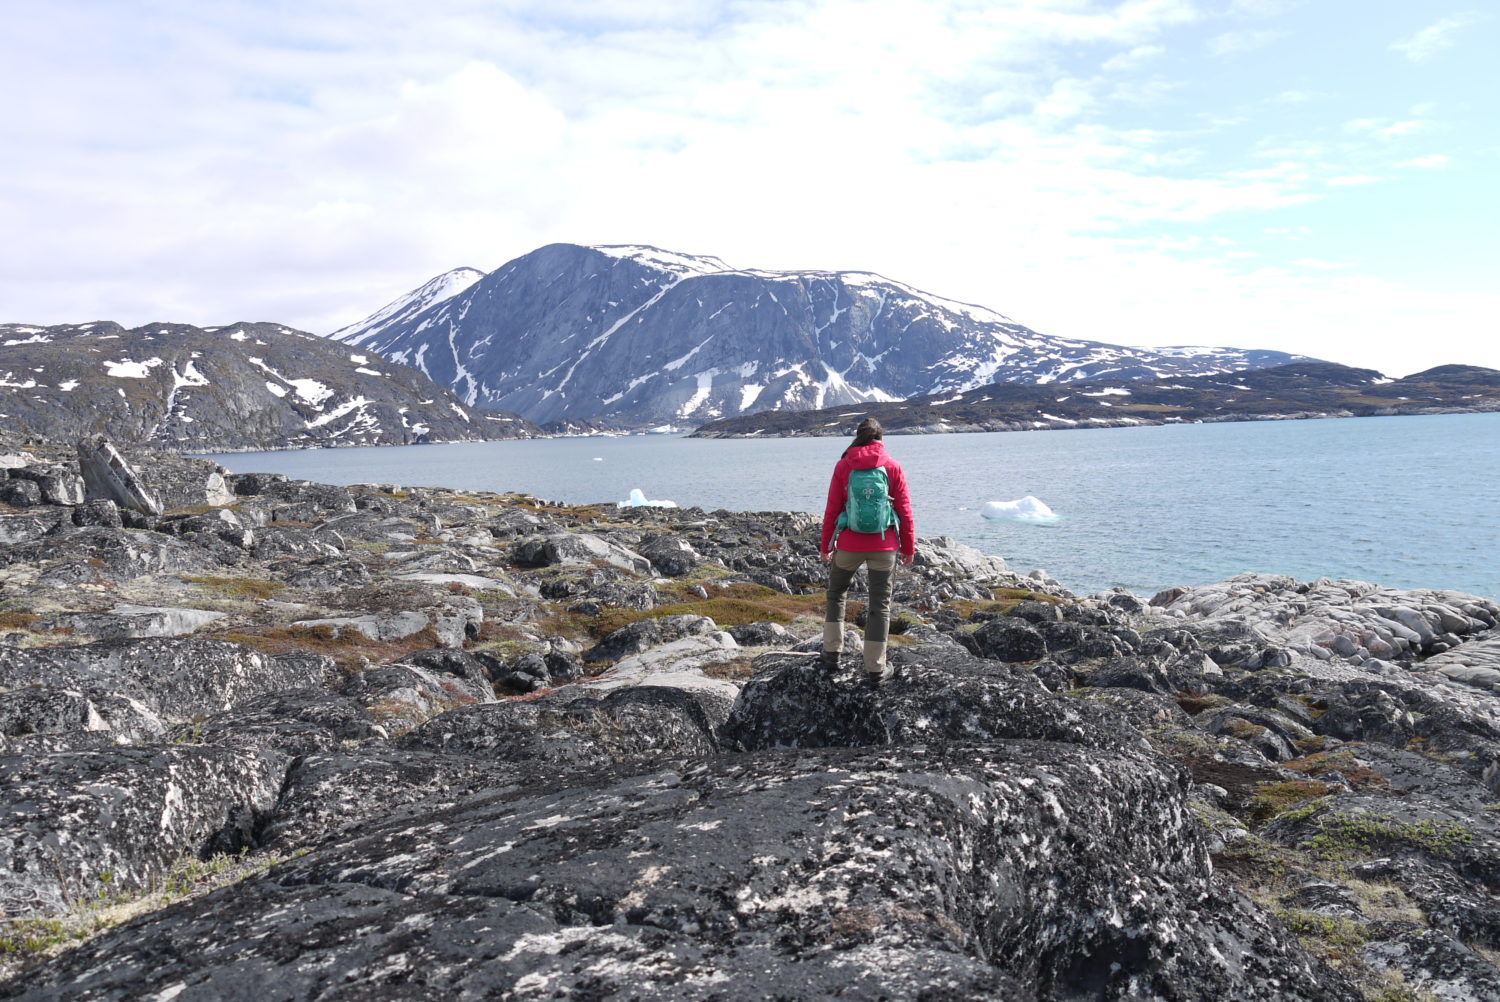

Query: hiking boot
[818,649,841,671]
[864,665,893,688]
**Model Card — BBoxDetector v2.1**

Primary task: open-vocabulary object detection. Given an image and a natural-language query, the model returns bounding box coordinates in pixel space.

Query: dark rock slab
[166,688,385,755]
[3,742,1353,1001]
[70,499,123,528]
[722,640,1142,754]
[582,614,716,664]
[636,533,701,576]
[0,744,285,916]
[76,437,162,515]
[401,685,725,770]
[0,512,60,545]
[0,685,164,745]
[8,526,220,585]
[0,638,333,724]
[339,659,495,734]
[0,479,42,509]
[261,749,521,850]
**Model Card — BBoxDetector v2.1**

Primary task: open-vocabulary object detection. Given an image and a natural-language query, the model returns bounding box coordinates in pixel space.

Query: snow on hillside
[331,267,485,347]
[325,243,1320,427]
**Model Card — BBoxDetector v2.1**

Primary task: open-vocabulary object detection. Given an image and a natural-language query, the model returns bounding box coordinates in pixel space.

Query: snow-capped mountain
[328,243,1317,427]
[0,321,538,451]
[331,267,485,348]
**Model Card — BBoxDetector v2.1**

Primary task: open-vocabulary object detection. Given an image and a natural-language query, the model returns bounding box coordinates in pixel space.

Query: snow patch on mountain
[104,358,165,379]
[331,267,485,347]
[326,242,1321,428]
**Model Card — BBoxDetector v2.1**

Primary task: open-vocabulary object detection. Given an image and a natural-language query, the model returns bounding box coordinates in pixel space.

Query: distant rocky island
[692,361,1500,438]
[2,441,1499,1000]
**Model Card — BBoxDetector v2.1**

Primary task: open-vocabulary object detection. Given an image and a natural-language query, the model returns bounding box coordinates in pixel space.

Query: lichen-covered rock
[69,498,123,528]
[912,534,1012,581]
[41,604,227,640]
[292,595,481,649]
[1153,572,1500,665]
[251,525,343,561]
[0,512,59,545]
[584,632,743,701]
[401,684,725,770]
[339,659,495,733]
[279,555,373,590]
[1362,926,1500,1002]
[166,688,386,755]
[260,749,521,850]
[969,615,1048,662]
[636,533,701,576]
[582,613,717,663]
[0,686,164,745]
[0,479,43,509]
[511,531,651,575]
[2,742,1355,1001]
[723,638,1142,754]
[260,479,359,516]
[0,638,332,724]
[8,526,219,585]
[0,744,285,916]
[8,465,84,506]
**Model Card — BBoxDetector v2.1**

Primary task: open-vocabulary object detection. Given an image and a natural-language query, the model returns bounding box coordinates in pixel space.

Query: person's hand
[900,552,914,568]
[821,550,833,564]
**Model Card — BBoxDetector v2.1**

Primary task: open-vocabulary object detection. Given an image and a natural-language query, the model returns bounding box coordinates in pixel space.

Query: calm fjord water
[208,412,1500,601]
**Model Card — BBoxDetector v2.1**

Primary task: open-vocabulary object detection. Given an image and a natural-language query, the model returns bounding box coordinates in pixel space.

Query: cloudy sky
[4,0,1495,376]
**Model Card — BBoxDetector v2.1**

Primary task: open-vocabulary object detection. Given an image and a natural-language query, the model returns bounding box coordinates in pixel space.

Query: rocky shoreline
[2,445,1499,1000]
[697,403,1500,439]
[691,362,1500,439]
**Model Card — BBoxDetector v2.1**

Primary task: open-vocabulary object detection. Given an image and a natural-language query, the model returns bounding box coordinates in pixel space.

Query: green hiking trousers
[824,549,897,672]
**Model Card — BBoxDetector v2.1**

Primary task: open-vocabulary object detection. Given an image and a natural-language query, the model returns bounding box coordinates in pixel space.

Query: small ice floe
[593,457,604,462]
[982,496,1058,522]
[619,488,678,508]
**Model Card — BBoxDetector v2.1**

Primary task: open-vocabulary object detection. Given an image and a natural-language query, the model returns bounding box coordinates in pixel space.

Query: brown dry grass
[183,576,285,601]
[213,624,443,671]
[539,582,827,644]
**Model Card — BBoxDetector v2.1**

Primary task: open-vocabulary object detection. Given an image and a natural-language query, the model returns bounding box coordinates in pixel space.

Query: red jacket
[820,441,915,557]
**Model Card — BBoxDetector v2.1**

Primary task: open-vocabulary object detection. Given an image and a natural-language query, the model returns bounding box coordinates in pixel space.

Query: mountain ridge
[0,320,539,451]
[327,242,1320,427]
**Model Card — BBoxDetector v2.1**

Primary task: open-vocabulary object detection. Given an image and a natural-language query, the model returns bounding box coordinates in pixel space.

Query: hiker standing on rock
[820,417,915,683]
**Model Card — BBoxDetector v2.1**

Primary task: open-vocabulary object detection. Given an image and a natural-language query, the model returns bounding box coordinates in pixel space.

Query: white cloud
[1,0,1495,381]
[1390,12,1488,62]
[1208,29,1282,55]
[1344,117,1427,140]
[1273,89,1330,104]
[1397,154,1451,168]
[1325,175,1382,187]
[1102,44,1165,71]
[1290,258,1350,270]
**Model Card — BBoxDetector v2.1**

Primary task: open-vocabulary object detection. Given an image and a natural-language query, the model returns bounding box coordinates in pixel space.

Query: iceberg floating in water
[982,496,1057,522]
[619,488,679,509]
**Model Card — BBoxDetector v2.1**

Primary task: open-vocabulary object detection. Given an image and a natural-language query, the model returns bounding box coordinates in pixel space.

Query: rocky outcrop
[0,745,286,915]
[2,452,1499,999]
[1151,572,1499,665]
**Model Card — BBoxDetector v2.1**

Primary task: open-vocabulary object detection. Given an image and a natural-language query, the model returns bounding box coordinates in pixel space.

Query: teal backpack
[835,466,898,539]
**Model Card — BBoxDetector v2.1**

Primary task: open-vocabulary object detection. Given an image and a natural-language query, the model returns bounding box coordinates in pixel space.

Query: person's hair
[842,417,883,457]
